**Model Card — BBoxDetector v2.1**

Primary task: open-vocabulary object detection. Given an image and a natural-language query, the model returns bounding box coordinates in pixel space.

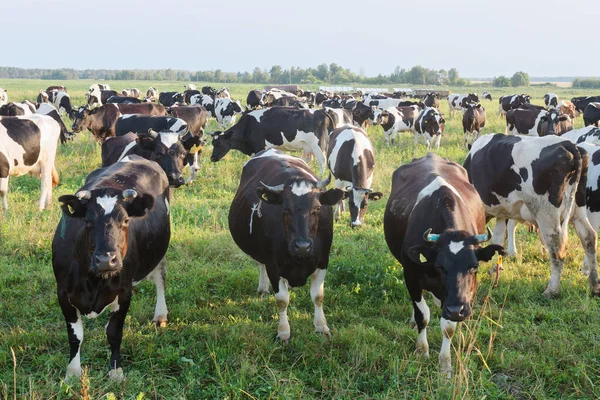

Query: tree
[511,71,530,87]
[270,65,283,83]
[494,76,511,87]
[448,68,459,85]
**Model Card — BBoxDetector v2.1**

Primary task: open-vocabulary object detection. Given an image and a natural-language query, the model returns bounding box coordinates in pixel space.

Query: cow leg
[506,219,518,257]
[492,218,507,247]
[407,282,430,356]
[257,263,270,295]
[310,268,330,335]
[439,317,457,378]
[58,293,83,380]
[148,257,168,326]
[186,153,200,184]
[312,147,327,176]
[272,276,291,342]
[0,177,8,210]
[571,207,600,294]
[106,293,131,381]
[537,218,566,297]
[435,134,441,151]
[38,160,53,211]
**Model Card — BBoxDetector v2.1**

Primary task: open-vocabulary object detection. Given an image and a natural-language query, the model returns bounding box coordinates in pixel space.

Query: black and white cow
[384,153,504,377]
[210,107,335,174]
[202,86,216,96]
[0,101,36,116]
[374,105,421,145]
[167,105,209,182]
[37,90,75,119]
[0,114,61,210]
[323,107,353,129]
[368,97,412,110]
[189,94,215,117]
[269,97,309,108]
[145,87,158,102]
[571,96,600,116]
[327,126,382,227]
[215,87,231,99]
[481,91,492,101]
[213,98,244,129]
[89,83,111,92]
[343,100,375,128]
[121,88,141,98]
[423,93,440,109]
[498,94,531,116]
[414,107,445,150]
[36,103,72,144]
[505,108,572,136]
[158,92,185,107]
[463,134,599,297]
[544,93,558,109]
[315,92,330,107]
[52,156,171,381]
[184,84,197,91]
[114,115,187,137]
[447,93,479,116]
[107,96,142,104]
[247,90,265,110]
[583,102,600,127]
[87,89,120,107]
[228,149,344,340]
[183,89,201,105]
[561,126,600,145]
[0,88,7,106]
[462,103,486,146]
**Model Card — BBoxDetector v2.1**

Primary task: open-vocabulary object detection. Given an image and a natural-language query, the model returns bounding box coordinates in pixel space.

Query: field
[1,79,600,399]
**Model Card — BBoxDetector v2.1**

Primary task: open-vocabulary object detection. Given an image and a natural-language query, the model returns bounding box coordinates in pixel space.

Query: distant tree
[511,71,530,87]
[270,65,283,83]
[448,68,459,85]
[494,76,511,87]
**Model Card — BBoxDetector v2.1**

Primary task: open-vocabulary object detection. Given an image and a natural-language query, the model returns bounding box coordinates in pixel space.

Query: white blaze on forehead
[291,181,314,196]
[414,176,463,208]
[449,241,465,254]
[159,131,180,148]
[96,195,119,215]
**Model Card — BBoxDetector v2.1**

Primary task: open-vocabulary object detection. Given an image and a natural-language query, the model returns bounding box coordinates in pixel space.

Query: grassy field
[1,80,599,399]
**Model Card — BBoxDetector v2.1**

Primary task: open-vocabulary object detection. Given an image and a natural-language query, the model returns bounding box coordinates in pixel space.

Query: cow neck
[230,125,259,156]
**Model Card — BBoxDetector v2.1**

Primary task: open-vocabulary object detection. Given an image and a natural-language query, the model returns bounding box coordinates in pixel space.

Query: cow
[228,149,344,341]
[87,89,120,107]
[0,114,61,210]
[89,83,111,92]
[263,90,296,106]
[344,100,375,128]
[36,103,72,144]
[498,94,531,117]
[462,103,486,146]
[47,85,68,92]
[583,102,600,127]
[0,101,36,116]
[505,108,572,137]
[269,97,309,108]
[184,84,197,91]
[37,90,75,119]
[481,92,492,101]
[557,100,577,120]
[101,130,203,187]
[202,86,216,96]
[107,96,142,104]
[315,92,330,107]
[167,105,209,182]
[447,93,479,116]
[183,89,201,105]
[213,98,244,129]
[247,90,265,110]
[423,93,440,109]
[189,94,215,117]
[114,115,187,138]
[463,134,600,297]
[544,93,558,109]
[374,105,421,145]
[326,126,382,227]
[215,87,231,99]
[561,126,600,145]
[0,88,7,106]
[571,96,600,116]
[145,87,158,102]
[384,153,504,377]
[321,98,342,109]
[158,92,185,107]
[52,156,171,381]
[368,97,413,110]
[323,107,353,128]
[121,88,141,98]
[210,107,335,174]
[72,103,167,141]
[414,107,445,150]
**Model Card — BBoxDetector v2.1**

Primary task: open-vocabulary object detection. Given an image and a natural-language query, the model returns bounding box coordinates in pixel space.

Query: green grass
[1,79,599,399]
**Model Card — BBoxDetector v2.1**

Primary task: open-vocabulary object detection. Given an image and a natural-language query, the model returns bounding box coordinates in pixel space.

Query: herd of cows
[3,82,600,381]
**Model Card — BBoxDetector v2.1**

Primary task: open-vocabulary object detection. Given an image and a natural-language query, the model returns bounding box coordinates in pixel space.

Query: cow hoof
[108,367,124,382]
[542,288,559,298]
[415,345,429,358]
[65,367,82,382]
[257,289,270,297]
[277,331,291,342]
[581,267,590,276]
[315,325,331,336]
[154,319,168,328]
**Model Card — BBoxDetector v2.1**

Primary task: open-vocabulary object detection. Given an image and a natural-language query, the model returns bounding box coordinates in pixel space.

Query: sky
[1,0,598,78]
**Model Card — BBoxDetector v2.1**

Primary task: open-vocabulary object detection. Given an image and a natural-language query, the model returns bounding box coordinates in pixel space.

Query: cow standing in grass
[414,107,445,150]
[462,103,486,146]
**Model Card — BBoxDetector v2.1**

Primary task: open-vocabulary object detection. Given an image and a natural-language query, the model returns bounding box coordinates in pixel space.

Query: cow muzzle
[291,239,313,258]
[168,173,185,188]
[443,303,471,322]
[93,251,121,276]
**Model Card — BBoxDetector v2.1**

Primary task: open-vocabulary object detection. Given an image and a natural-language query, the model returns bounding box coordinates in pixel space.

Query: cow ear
[319,188,345,206]
[368,191,384,201]
[136,136,156,150]
[407,245,437,266]
[439,118,446,124]
[256,187,283,205]
[475,244,505,262]
[123,193,155,217]
[182,136,203,152]
[59,195,87,218]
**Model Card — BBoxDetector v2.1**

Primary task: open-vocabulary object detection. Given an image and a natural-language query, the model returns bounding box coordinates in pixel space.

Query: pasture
[1,79,600,399]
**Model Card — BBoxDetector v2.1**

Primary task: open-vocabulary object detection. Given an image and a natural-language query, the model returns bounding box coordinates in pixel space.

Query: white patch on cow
[415,297,430,356]
[414,176,463,208]
[65,311,83,379]
[159,131,180,148]
[85,295,119,319]
[120,156,131,163]
[96,195,118,215]
[327,127,355,172]
[169,118,187,134]
[249,108,268,122]
[165,198,170,214]
[275,278,291,341]
[310,268,329,334]
[439,317,457,377]
[561,126,600,145]
[291,181,314,196]
[117,141,137,161]
[449,241,464,254]
[265,129,327,174]
[120,114,135,119]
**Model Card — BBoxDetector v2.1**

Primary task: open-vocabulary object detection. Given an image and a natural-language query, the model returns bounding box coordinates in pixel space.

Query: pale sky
[1,0,598,78]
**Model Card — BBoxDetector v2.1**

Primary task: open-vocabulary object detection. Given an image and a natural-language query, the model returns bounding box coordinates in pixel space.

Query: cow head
[374,109,388,126]
[210,131,232,162]
[71,106,92,132]
[257,175,345,258]
[344,187,383,228]
[540,110,571,136]
[137,129,194,187]
[59,188,155,278]
[420,109,445,136]
[407,228,505,321]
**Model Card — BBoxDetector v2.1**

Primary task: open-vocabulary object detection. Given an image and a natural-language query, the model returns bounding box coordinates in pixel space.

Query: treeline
[573,79,600,89]
[0,64,473,86]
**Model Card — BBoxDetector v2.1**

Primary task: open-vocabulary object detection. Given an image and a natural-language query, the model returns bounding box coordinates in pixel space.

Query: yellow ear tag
[497,255,503,266]
[419,254,427,263]
[189,144,200,154]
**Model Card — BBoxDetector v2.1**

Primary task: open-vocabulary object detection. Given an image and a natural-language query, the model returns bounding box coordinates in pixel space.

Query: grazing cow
[189,94,215,117]
[87,89,120,107]
[368,97,412,110]
[464,134,599,296]
[107,96,142,104]
[327,126,382,227]
[121,88,141,98]
[158,92,185,107]
[374,105,421,145]
[462,103,486,146]
[571,96,600,116]
[247,90,265,109]
[167,105,209,182]
[210,107,335,174]
[145,87,158,102]
[561,126,600,145]
[324,107,353,128]
[544,93,558,108]
[72,103,167,141]
[37,90,75,119]
[0,88,7,106]
[213,98,244,129]
[557,100,577,120]
[423,93,440,109]
[36,103,72,144]
[414,107,445,150]
[447,93,479,116]
[345,101,375,128]
[228,149,344,340]
[583,102,600,127]
[481,91,492,101]
[384,153,504,376]
[0,114,61,210]
[0,101,36,116]
[269,97,309,108]
[115,115,187,138]
[183,89,201,104]
[499,94,531,116]
[52,156,171,381]
[215,87,231,99]
[505,108,572,136]
[184,84,197,91]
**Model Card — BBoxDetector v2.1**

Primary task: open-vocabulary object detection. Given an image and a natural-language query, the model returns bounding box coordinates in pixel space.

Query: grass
[1,79,599,399]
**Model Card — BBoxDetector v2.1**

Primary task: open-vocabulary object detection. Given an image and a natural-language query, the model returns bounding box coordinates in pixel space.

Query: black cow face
[59,189,155,278]
[344,188,384,228]
[210,131,231,162]
[407,229,504,321]
[137,132,189,187]
[540,110,570,136]
[71,107,91,132]
[257,179,344,258]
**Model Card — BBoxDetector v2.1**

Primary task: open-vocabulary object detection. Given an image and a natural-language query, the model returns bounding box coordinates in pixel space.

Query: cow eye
[122,218,130,228]
[311,206,321,215]
[169,150,175,156]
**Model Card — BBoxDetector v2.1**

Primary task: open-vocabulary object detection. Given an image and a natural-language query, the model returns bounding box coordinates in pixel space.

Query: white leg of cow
[506,219,518,257]
[492,219,507,248]
[257,263,270,295]
[439,317,457,378]
[66,311,83,379]
[312,146,327,175]
[310,268,330,335]
[0,177,8,210]
[414,297,430,357]
[148,257,168,327]
[571,207,600,294]
[537,218,565,297]
[38,161,53,211]
[274,278,291,342]
[435,134,441,151]
[385,130,391,145]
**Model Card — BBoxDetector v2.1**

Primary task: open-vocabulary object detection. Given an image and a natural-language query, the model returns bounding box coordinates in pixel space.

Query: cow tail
[321,109,336,151]
[561,143,584,236]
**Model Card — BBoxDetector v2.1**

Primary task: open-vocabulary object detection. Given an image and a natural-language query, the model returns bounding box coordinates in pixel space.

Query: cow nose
[169,174,184,187]
[293,240,312,256]
[94,252,118,271]
[444,304,467,321]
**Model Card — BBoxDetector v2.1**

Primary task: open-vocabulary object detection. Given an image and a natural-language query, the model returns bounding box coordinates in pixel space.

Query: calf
[506,108,571,136]
[544,93,558,108]
[583,102,600,127]
[384,153,504,376]
[481,91,492,101]
[114,115,187,137]
[158,92,185,107]
[464,134,599,297]
[327,126,382,227]
[499,94,531,116]
[414,107,445,150]
[121,88,141,98]
[0,114,61,210]
[52,156,171,381]
[213,98,244,129]
[374,105,421,145]
[0,101,36,116]
[462,103,486,146]
[228,149,344,340]
[447,93,479,116]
